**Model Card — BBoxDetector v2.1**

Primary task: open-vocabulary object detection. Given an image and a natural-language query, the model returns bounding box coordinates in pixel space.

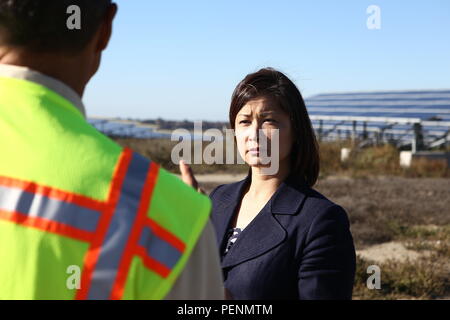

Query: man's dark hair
[0,0,112,53]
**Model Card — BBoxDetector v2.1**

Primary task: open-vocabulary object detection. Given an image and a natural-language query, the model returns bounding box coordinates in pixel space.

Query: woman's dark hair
[229,67,319,187]
[0,0,112,53]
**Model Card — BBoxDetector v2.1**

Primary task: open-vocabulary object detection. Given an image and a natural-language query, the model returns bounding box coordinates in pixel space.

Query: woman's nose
[247,123,259,142]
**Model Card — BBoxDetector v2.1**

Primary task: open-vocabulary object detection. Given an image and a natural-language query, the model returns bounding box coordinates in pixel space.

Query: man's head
[0,0,118,95]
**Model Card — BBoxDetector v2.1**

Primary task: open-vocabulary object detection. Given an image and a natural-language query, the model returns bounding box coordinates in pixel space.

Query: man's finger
[179,160,199,189]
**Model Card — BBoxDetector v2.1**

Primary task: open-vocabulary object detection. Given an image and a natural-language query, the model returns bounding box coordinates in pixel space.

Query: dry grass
[314,177,450,248]
[353,225,450,299]
[114,138,449,178]
[353,252,450,300]
[320,142,449,178]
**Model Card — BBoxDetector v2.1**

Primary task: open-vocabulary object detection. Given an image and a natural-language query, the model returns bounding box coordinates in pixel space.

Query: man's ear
[96,3,118,52]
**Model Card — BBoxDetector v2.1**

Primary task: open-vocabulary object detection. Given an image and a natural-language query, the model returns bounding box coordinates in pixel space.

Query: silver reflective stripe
[87,152,150,300]
[138,226,182,269]
[0,185,100,232]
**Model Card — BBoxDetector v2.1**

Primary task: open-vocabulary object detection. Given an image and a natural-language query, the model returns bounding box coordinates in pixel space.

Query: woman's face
[234,97,294,174]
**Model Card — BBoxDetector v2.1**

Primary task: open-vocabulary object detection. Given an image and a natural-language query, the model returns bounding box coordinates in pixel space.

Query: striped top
[223,227,242,255]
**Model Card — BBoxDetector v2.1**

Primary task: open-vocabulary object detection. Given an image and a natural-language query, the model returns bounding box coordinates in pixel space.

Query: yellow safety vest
[0,76,211,299]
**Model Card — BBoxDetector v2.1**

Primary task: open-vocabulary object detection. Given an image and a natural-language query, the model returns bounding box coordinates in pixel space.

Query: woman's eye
[239,120,250,124]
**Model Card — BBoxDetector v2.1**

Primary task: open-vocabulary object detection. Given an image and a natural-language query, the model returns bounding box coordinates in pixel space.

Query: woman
[208,68,356,300]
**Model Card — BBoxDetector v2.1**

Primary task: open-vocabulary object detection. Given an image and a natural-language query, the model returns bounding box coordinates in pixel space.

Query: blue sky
[83,0,450,121]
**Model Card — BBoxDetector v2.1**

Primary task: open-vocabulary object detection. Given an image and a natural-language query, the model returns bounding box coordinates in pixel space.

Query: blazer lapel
[221,201,286,268]
[212,175,251,251]
[221,175,308,269]
[271,175,307,215]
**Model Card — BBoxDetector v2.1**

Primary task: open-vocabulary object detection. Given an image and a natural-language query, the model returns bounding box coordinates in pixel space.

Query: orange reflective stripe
[109,161,160,300]
[0,209,95,242]
[75,148,132,300]
[0,176,103,241]
[85,151,151,299]
[144,218,186,253]
[0,176,106,212]
[0,146,191,300]
[135,245,171,278]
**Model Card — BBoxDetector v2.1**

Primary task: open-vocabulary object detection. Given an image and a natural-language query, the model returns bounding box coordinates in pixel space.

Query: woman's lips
[247,148,264,155]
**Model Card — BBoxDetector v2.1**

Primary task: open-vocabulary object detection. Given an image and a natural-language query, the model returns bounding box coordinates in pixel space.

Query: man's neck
[0,47,88,97]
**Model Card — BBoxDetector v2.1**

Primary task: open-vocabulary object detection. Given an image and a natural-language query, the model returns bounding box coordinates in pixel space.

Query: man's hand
[179,160,205,194]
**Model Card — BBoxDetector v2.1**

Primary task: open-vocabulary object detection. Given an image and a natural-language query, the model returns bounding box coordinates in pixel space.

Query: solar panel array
[87,119,207,140]
[88,89,450,151]
[88,119,172,139]
[305,90,450,149]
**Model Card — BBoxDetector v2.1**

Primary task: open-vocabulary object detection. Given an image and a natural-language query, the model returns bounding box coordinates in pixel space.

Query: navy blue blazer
[210,174,356,300]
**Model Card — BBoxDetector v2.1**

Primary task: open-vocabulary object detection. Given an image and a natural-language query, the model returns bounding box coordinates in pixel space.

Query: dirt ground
[178,173,450,299]
[197,174,450,253]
